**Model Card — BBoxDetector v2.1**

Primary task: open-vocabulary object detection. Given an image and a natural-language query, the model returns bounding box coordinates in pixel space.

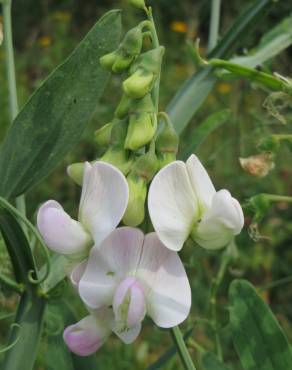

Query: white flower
[37,161,129,258]
[148,154,244,251]
[63,227,191,355]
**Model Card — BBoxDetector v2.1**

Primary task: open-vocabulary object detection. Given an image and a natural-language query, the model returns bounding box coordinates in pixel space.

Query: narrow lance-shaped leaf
[0,10,122,199]
[229,279,292,370]
[168,0,276,134]
[202,352,231,370]
[180,109,231,160]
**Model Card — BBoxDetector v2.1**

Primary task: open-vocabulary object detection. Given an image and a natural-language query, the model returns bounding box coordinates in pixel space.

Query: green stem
[262,194,292,203]
[208,0,221,51]
[259,275,292,291]
[210,253,230,362]
[147,7,160,112]
[0,273,23,294]
[171,326,197,370]
[2,0,26,216]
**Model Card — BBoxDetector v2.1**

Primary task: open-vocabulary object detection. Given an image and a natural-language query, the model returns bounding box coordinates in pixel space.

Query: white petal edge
[137,232,191,328]
[186,154,216,213]
[79,161,129,247]
[37,200,91,255]
[79,227,144,309]
[148,161,199,251]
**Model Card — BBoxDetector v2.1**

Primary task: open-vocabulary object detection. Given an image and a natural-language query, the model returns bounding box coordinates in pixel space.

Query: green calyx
[130,47,165,75]
[131,144,158,182]
[125,112,157,150]
[156,118,179,154]
[122,173,147,226]
[257,135,280,153]
[94,122,114,148]
[100,145,133,175]
[120,26,143,57]
[67,162,87,186]
[157,152,176,169]
[129,0,146,10]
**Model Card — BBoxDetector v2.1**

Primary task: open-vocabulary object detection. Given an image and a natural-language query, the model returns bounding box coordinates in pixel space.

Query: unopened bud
[129,0,146,10]
[67,162,86,186]
[120,26,143,57]
[112,54,135,73]
[100,145,133,175]
[110,119,128,145]
[130,47,164,75]
[239,153,275,178]
[115,94,132,119]
[131,144,158,182]
[125,112,157,150]
[94,122,113,148]
[123,69,154,99]
[122,174,147,226]
[156,118,179,154]
[100,51,118,70]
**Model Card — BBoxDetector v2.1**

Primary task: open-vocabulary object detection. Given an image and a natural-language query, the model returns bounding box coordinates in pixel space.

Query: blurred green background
[0,0,292,369]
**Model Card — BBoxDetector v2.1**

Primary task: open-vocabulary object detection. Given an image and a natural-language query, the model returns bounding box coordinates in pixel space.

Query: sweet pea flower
[64,227,191,355]
[148,154,244,251]
[37,162,129,261]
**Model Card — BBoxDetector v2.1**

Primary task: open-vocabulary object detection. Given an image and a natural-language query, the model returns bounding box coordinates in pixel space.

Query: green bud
[112,54,135,73]
[257,135,280,153]
[115,94,132,119]
[122,174,147,226]
[123,68,154,99]
[67,162,86,186]
[156,120,179,154]
[131,145,158,182]
[110,119,128,145]
[94,122,113,148]
[129,0,146,10]
[125,112,157,150]
[157,152,176,169]
[130,93,155,114]
[100,51,118,70]
[120,26,143,56]
[100,145,133,175]
[130,47,165,75]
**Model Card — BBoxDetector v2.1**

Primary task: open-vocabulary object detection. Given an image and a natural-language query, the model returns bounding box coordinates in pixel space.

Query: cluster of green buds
[68,0,179,226]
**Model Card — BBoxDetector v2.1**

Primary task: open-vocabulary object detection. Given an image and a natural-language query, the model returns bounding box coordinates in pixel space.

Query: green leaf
[202,352,230,370]
[180,109,231,160]
[2,292,46,370]
[168,0,275,134]
[0,10,121,199]
[41,254,66,294]
[0,208,36,285]
[229,279,292,370]
[231,16,292,68]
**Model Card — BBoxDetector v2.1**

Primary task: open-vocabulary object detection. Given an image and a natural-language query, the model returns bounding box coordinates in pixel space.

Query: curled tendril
[0,323,21,354]
[0,197,51,285]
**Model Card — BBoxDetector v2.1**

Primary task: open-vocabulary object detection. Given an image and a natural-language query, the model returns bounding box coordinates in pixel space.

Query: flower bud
[100,51,118,70]
[157,152,176,169]
[239,153,275,178]
[123,69,154,99]
[130,93,155,113]
[130,47,165,75]
[100,145,133,175]
[131,144,158,182]
[115,94,132,119]
[125,112,157,150]
[129,0,146,9]
[94,122,113,148]
[122,174,147,226]
[112,54,135,73]
[110,119,128,145]
[120,26,143,57]
[156,120,179,155]
[67,162,86,186]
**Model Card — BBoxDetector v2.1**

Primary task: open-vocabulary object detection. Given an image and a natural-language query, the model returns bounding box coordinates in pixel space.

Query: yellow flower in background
[38,36,52,47]
[170,21,188,33]
[217,82,232,94]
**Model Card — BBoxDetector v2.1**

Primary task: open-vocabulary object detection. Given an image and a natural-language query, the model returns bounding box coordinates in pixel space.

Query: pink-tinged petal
[113,276,146,329]
[79,227,143,309]
[148,161,199,252]
[37,200,92,255]
[192,190,244,250]
[137,233,191,328]
[186,154,216,213]
[63,315,110,356]
[112,323,142,344]
[70,260,87,289]
[79,161,129,247]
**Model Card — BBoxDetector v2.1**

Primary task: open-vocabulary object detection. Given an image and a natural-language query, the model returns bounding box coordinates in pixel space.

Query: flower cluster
[37,154,244,356]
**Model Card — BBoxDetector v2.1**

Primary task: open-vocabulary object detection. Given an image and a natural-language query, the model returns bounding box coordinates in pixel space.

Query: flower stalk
[171,326,197,370]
